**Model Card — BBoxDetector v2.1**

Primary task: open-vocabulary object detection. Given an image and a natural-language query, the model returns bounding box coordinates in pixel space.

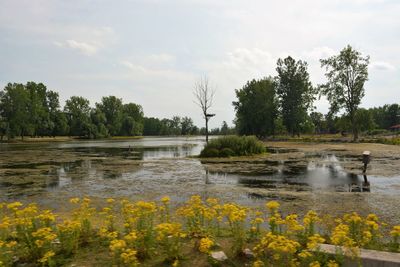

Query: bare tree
[193,76,215,143]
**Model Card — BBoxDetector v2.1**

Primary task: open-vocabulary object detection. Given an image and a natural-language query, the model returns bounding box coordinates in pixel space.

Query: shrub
[219,148,235,157]
[200,147,220,157]
[200,135,265,157]
[367,129,388,136]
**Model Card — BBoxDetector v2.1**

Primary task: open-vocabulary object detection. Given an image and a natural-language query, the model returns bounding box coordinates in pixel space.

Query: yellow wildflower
[309,261,320,267]
[69,198,80,204]
[161,196,170,204]
[253,260,264,267]
[109,239,126,253]
[199,237,214,253]
[390,225,400,238]
[38,251,55,264]
[266,201,280,210]
[307,234,325,250]
[327,260,339,267]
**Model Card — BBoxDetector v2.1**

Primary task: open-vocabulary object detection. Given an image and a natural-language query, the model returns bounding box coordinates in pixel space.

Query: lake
[1,136,400,224]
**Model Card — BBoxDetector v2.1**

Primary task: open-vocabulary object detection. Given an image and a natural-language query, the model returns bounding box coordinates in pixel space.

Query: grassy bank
[1,196,399,266]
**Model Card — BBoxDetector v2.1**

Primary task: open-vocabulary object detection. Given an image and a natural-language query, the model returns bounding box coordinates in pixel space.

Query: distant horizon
[1,0,399,128]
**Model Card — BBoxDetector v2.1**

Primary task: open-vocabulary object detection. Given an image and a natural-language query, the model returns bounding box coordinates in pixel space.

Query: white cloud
[53,26,115,56]
[226,48,273,67]
[148,53,175,64]
[370,61,396,71]
[64,40,99,56]
[302,47,336,62]
[119,60,194,83]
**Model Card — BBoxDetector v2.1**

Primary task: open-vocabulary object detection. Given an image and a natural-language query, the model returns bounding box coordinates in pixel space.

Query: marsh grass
[200,135,266,157]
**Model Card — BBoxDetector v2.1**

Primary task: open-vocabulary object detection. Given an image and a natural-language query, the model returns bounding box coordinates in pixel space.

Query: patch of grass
[200,135,266,157]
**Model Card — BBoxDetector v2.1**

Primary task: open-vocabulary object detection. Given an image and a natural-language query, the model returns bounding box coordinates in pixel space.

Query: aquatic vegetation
[200,135,266,157]
[0,197,399,266]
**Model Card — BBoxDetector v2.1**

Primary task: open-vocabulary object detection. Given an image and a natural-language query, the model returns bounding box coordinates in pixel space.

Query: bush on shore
[200,135,266,157]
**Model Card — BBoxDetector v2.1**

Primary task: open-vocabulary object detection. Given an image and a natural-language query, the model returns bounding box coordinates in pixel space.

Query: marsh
[1,137,400,225]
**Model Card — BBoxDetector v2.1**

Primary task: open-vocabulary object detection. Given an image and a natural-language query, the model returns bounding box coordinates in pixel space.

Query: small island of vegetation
[200,135,266,158]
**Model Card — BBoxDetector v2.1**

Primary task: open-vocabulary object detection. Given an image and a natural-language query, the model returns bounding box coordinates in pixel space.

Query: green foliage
[319,45,370,141]
[369,104,400,129]
[219,147,235,157]
[200,135,265,157]
[143,116,199,136]
[64,96,92,137]
[96,96,123,136]
[276,56,315,136]
[310,112,326,134]
[0,82,145,139]
[220,121,229,135]
[233,77,277,137]
[199,147,220,157]
[367,129,388,136]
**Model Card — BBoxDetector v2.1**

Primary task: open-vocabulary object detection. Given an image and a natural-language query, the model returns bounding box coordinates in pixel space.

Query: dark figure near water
[362,151,371,191]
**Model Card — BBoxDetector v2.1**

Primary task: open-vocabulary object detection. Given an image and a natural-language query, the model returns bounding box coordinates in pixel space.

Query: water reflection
[1,139,399,201]
[206,154,378,193]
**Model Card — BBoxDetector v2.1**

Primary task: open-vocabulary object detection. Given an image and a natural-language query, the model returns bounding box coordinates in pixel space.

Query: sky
[0,0,399,128]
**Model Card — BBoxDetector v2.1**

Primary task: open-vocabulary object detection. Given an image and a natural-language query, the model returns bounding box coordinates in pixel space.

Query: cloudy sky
[0,0,399,128]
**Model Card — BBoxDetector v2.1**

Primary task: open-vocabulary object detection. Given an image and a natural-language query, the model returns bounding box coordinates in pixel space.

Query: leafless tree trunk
[193,76,215,143]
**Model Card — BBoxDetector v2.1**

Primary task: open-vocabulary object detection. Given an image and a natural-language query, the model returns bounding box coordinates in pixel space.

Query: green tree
[26,82,50,137]
[180,116,194,135]
[354,108,376,132]
[170,116,182,135]
[96,96,123,136]
[319,45,370,141]
[90,108,109,137]
[143,117,163,135]
[310,112,325,134]
[64,96,92,137]
[233,77,277,137]
[0,83,32,139]
[385,104,400,128]
[53,111,69,136]
[276,56,315,136]
[220,121,229,135]
[46,90,61,136]
[121,103,144,136]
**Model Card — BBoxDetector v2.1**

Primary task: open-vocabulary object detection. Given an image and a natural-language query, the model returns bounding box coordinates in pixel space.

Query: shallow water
[1,137,400,224]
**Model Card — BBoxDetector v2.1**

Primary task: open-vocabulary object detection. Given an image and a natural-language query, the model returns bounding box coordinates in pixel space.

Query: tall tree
[220,121,229,135]
[64,96,92,137]
[193,76,215,143]
[233,77,277,137]
[46,90,61,136]
[319,45,370,141]
[96,96,123,136]
[0,83,31,139]
[121,103,144,136]
[180,116,194,135]
[26,82,49,137]
[310,112,325,134]
[276,56,315,136]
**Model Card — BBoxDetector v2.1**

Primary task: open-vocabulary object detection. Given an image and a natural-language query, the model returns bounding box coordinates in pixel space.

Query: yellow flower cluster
[199,237,214,253]
[1,197,399,267]
[391,225,400,238]
[254,232,300,256]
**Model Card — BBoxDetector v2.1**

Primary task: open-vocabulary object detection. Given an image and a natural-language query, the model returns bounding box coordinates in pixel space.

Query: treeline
[233,45,399,139]
[143,117,235,136]
[0,82,145,140]
[0,82,215,140]
[309,104,400,135]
